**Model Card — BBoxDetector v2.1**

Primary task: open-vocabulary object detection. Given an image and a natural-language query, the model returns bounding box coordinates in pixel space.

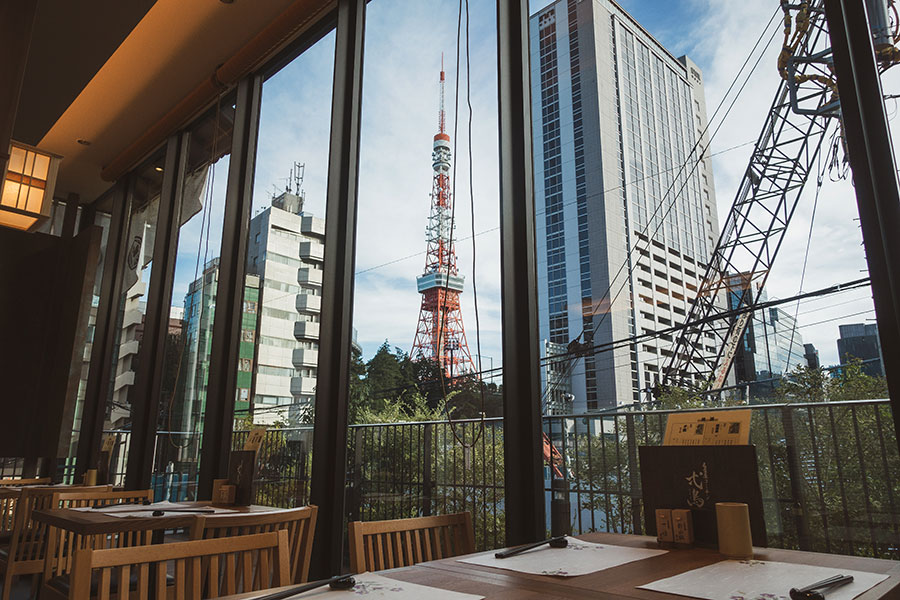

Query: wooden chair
[348,512,475,573]
[41,489,155,588]
[0,478,50,487]
[189,505,317,583]
[0,485,109,600]
[63,530,289,600]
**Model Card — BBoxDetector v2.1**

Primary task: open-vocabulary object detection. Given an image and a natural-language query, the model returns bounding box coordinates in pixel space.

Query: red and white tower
[411,65,476,380]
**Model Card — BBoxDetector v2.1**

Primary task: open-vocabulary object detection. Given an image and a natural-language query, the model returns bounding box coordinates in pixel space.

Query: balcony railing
[98,398,899,558]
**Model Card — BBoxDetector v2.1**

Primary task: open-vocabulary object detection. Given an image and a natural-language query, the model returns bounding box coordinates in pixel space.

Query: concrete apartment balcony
[299,241,325,262]
[121,308,143,329]
[297,267,323,286]
[295,294,321,313]
[294,321,320,340]
[290,376,317,396]
[113,370,135,392]
[118,339,140,360]
[301,215,325,237]
[292,348,319,368]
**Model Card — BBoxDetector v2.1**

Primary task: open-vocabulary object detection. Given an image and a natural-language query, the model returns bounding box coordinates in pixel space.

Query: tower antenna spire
[439,54,446,135]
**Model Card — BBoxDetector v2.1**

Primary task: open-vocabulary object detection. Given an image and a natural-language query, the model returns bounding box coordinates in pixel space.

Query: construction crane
[662,0,900,390]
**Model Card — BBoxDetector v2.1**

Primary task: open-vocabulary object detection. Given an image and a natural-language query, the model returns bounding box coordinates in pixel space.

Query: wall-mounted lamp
[0,141,61,231]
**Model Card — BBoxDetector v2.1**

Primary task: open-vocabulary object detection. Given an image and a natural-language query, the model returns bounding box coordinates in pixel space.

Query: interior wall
[0,225,101,458]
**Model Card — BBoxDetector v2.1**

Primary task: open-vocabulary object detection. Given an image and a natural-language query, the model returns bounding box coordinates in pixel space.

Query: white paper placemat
[459,539,667,577]
[284,573,483,599]
[72,501,239,517]
[638,559,890,600]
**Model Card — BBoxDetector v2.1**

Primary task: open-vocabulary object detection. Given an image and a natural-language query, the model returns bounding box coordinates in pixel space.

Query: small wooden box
[214,484,236,505]
[672,508,695,544]
[656,509,674,543]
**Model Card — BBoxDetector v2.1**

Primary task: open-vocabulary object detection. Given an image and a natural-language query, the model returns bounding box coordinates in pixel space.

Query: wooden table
[217,532,900,599]
[32,501,287,536]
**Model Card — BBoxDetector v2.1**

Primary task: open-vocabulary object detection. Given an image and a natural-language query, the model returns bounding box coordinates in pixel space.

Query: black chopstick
[789,574,854,600]
[247,574,356,599]
[494,535,568,559]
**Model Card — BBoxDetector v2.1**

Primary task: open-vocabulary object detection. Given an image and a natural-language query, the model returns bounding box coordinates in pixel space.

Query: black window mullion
[199,77,263,499]
[309,0,366,580]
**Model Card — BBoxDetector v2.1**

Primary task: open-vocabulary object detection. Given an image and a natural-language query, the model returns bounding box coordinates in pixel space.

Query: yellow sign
[243,428,267,452]
[101,434,116,453]
[663,410,750,446]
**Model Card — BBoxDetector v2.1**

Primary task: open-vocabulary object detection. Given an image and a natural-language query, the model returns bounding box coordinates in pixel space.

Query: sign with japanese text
[663,409,750,446]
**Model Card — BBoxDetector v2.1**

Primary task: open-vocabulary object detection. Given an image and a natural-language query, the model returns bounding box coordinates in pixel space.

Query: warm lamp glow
[0,142,60,231]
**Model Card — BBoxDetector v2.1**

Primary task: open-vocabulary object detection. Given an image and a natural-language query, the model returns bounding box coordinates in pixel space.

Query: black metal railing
[98,398,899,558]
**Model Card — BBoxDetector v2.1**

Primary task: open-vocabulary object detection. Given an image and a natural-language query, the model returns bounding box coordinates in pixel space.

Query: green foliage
[775,358,888,404]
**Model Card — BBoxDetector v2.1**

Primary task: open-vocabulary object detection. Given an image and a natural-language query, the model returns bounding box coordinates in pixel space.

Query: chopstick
[789,574,854,600]
[494,536,568,559]
[247,574,356,599]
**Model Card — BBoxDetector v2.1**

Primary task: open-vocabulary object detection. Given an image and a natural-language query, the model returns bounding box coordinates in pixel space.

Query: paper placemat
[459,539,667,577]
[638,559,889,600]
[283,573,483,599]
[72,501,239,517]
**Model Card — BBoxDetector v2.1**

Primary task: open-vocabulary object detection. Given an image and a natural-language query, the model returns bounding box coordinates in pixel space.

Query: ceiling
[19,0,301,203]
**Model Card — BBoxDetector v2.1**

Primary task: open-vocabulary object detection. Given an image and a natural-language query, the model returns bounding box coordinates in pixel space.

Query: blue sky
[166,0,898,373]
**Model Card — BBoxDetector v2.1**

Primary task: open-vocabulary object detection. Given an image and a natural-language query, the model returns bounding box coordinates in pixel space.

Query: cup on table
[715,502,753,559]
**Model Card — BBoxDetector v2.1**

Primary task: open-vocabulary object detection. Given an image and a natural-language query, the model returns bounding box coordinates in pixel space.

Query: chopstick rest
[494,536,568,559]
[789,574,854,600]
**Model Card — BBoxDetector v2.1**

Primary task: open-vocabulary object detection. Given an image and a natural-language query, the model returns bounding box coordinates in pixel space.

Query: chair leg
[1,568,13,600]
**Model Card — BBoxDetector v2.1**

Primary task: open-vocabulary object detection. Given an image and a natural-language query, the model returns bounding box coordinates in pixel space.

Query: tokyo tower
[411,64,476,380]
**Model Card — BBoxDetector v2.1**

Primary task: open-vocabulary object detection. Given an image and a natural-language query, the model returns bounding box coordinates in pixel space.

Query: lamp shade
[1,141,61,231]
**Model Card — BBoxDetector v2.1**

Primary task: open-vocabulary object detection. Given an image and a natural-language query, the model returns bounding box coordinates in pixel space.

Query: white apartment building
[247,191,324,423]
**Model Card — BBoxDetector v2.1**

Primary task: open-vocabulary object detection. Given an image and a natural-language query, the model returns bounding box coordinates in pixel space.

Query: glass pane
[229,29,336,508]
[349,0,504,552]
[105,153,166,485]
[530,0,898,562]
[149,99,235,501]
[63,208,113,479]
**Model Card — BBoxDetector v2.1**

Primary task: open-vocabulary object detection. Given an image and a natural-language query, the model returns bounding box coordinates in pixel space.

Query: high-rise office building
[531,0,719,411]
[246,191,325,423]
[837,323,885,377]
[727,282,807,394]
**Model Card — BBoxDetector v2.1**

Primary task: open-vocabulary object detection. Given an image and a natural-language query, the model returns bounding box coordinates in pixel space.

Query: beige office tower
[531,0,720,412]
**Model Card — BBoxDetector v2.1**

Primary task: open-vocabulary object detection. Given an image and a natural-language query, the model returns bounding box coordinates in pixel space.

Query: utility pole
[825,0,900,447]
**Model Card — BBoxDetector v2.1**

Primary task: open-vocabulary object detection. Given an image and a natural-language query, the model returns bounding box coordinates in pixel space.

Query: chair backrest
[348,512,475,573]
[0,478,51,487]
[8,486,111,564]
[69,530,290,600]
[42,489,155,582]
[52,488,153,509]
[189,505,317,584]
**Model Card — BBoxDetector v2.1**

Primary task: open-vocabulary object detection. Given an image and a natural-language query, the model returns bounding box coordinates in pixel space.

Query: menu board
[639,445,767,547]
[663,410,751,446]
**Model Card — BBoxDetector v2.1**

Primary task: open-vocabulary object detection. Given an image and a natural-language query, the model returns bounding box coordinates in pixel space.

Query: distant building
[837,323,884,377]
[175,263,260,432]
[531,0,719,412]
[727,275,806,395]
[804,343,820,369]
[247,191,325,423]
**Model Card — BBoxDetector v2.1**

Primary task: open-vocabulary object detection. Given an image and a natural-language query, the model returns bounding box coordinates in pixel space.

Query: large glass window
[104,153,166,485]
[230,30,337,508]
[150,99,234,501]
[348,0,504,551]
